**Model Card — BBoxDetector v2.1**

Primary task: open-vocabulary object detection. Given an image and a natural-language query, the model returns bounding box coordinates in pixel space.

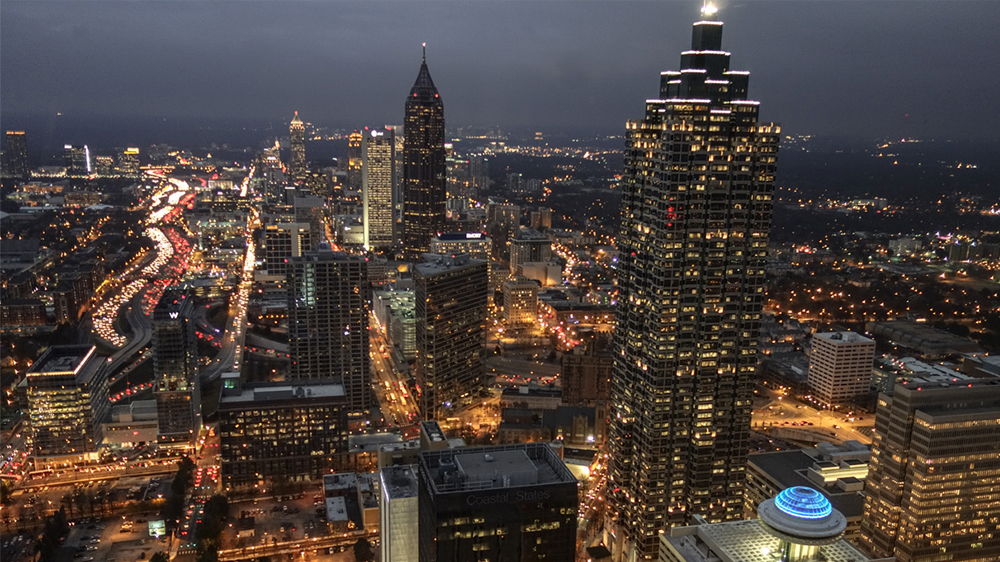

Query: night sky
[2,1,998,143]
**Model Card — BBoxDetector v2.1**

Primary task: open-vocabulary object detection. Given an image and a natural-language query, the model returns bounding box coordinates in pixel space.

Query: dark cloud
[2,1,997,141]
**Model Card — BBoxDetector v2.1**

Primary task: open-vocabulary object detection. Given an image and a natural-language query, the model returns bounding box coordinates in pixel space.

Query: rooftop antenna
[422,42,427,63]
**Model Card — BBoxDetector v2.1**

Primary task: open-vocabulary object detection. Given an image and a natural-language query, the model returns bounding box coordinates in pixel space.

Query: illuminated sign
[465,232,483,239]
[148,520,166,537]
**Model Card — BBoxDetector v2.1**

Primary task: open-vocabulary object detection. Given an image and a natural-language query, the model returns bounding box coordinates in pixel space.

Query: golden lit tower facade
[403,45,446,259]
[363,127,397,250]
[860,378,1000,562]
[605,7,779,561]
[347,130,363,191]
[289,111,307,179]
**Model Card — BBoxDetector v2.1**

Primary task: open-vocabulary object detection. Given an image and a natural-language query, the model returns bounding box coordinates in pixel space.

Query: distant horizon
[3,1,998,151]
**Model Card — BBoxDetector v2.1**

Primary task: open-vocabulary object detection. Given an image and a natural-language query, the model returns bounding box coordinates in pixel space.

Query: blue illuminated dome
[774,486,833,520]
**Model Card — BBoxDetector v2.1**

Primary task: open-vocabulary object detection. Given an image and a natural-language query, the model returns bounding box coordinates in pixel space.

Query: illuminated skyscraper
[347,130,363,191]
[117,147,140,176]
[152,288,201,444]
[287,245,372,413]
[403,45,446,259]
[363,127,397,250]
[860,378,1000,562]
[3,130,29,178]
[605,6,779,561]
[64,144,91,176]
[289,111,307,179]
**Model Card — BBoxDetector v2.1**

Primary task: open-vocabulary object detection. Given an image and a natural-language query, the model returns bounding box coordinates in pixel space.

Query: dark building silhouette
[605,8,780,560]
[152,288,201,444]
[289,111,307,179]
[403,46,446,259]
[3,130,29,178]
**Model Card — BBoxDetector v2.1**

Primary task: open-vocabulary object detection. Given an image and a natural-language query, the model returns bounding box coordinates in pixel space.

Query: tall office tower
[261,222,311,278]
[417,443,578,562]
[860,377,1000,562]
[508,228,552,275]
[64,144,91,176]
[3,130,29,178]
[806,332,876,407]
[289,111,307,179]
[152,288,201,444]
[413,253,488,420]
[389,125,406,232]
[117,147,140,176]
[605,7,779,561]
[403,46,446,259]
[347,130,363,191]
[286,245,372,413]
[379,464,419,562]
[363,127,397,250]
[24,345,110,468]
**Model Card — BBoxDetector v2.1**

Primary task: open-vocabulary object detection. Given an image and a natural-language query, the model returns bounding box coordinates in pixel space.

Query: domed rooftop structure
[758,486,846,547]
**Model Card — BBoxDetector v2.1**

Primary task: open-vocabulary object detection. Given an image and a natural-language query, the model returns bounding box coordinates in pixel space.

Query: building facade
[363,127,397,250]
[605,8,779,560]
[152,288,201,444]
[417,443,578,562]
[286,245,371,413]
[261,222,311,279]
[413,253,488,419]
[508,228,552,276]
[402,49,446,259]
[429,231,492,261]
[502,276,539,326]
[24,345,110,468]
[3,130,29,178]
[807,332,876,407]
[380,464,420,562]
[860,378,1000,562]
[218,377,349,488]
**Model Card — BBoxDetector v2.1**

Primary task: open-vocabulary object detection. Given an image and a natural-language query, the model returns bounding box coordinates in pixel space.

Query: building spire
[422,42,427,63]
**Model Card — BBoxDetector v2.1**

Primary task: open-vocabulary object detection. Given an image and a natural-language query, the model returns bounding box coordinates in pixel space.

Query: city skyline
[2,1,998,145]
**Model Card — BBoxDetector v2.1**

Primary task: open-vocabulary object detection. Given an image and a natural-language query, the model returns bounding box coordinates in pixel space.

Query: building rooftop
[380,464,419,500]
[814,331,873,345]
[27,344,104,385]
[748,448,866,520]
[662,518,875,562]
[413,253,485,276]
[420,443,575,495]
[220,382,346,405]
[432,232,489,242]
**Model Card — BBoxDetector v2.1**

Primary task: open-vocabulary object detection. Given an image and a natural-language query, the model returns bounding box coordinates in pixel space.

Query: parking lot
[221,492,333,550]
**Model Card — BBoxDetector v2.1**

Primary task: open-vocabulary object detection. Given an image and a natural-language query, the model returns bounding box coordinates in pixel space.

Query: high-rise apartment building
[486,203,520,261]
[286,245,371,413]
[605,8,779,560]
[860,377,1000,562]
[289,111,307,179]
[413,253,487,419]
[403,47,446,259]
[152,288,201,444]
[3,130,29,178]
[807,332,876,407]
[25,345,110,468]
[363,127,397,250]
[417,443,578,562]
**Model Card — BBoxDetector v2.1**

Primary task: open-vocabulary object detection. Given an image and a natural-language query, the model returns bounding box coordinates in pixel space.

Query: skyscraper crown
[409,45,441,103]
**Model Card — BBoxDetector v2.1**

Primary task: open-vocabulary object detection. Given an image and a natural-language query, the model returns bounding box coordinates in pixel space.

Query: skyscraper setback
[402,46,446,259]
[605,7,779,561]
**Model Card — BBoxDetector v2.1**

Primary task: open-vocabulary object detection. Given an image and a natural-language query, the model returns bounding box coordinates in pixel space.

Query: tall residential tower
[605,6,779,560]
[402,46,446,259]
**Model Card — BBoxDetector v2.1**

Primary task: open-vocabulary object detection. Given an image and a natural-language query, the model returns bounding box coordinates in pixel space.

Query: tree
[353,538,374,562]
